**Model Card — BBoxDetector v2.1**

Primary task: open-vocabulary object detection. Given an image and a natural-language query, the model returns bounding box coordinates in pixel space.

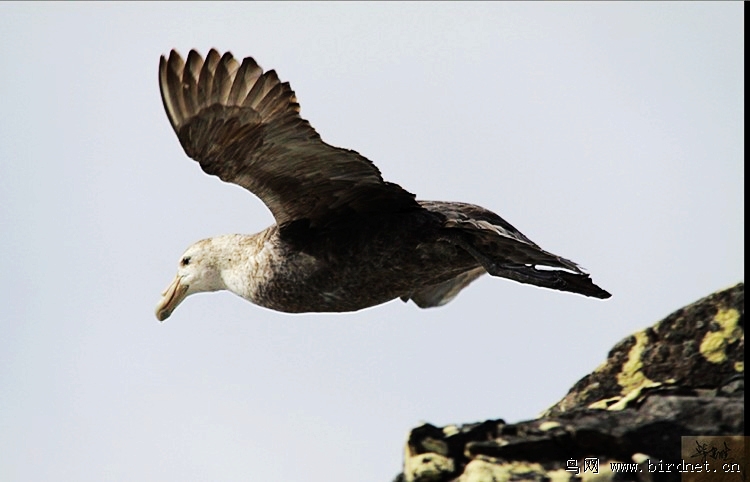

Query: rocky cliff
[396,282,745,482]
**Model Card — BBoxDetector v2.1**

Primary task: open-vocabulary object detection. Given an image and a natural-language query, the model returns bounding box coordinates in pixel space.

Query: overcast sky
[0,3,743,481]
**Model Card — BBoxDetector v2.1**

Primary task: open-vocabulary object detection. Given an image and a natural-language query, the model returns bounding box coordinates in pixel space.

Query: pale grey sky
[0,3,743,481]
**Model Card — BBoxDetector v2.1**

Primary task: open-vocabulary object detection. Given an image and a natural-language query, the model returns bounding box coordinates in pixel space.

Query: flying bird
[155,49,610,321]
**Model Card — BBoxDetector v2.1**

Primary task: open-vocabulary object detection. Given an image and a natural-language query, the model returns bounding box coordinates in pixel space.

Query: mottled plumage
[155,49,610,321]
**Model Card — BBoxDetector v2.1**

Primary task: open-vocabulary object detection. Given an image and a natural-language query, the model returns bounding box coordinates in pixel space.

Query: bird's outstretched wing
[159,49,418,227]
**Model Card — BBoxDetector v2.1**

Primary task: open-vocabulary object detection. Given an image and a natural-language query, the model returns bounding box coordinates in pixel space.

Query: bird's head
[155,240,224,322]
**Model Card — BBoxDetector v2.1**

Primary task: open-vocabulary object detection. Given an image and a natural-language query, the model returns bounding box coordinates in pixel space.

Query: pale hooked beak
[155,275,189,322]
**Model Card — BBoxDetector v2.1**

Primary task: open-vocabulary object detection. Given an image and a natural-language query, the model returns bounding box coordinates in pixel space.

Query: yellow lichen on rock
[587,396,621,410]
[578,330,663,411]
[580,461,616,481]
[609,382,662,411]
[459,460,550,482]
[616,331,659,394]
[539,421,561,431]
[699,308,742,363]
[404,452,454,482]
[546,469,575,482]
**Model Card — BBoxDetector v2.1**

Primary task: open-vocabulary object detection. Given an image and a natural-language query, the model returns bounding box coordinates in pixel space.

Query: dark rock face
[396,283,745,482]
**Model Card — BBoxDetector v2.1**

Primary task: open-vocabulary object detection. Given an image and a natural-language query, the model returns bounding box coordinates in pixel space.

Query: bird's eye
[180,256,191,266]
